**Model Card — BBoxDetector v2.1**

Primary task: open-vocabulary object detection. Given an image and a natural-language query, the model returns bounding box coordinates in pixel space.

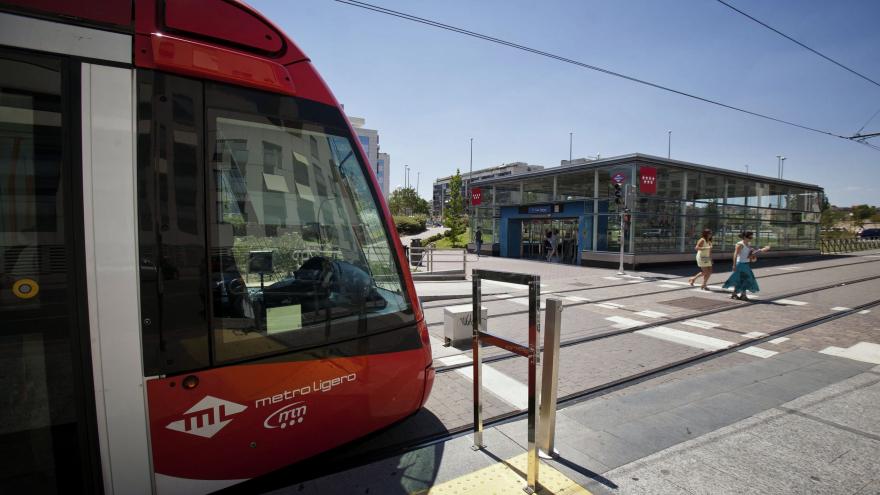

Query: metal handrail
[472,269,561,493]
[820,237,880,254]
[407,246,468,273]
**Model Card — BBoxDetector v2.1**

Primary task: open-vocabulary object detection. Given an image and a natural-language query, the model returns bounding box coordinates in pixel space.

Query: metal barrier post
[538,298,562,458]
[463,248,467,274]
[472,273,484,450]
[526,275,541,493]
[471,269,542,493]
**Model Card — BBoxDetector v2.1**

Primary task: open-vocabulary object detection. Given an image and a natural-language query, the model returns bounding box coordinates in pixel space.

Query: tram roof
[470,153,823,191]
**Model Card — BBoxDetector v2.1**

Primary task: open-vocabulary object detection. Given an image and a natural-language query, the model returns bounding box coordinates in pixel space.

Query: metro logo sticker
[471,187,482,205]
[166,395,247,438]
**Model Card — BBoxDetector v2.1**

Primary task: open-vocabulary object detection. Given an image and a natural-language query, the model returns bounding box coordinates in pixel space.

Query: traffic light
[613,183,622,205]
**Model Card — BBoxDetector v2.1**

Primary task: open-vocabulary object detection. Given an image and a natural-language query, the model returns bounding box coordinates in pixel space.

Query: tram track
[433,271,880,373]
[312,296,880,487]
[419,254,880,311]
[232,273,880,494]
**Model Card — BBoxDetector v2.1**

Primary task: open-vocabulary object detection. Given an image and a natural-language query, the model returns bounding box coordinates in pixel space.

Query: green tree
[851,204,877,227]
[820,196,836,230]
[388,187,430,216]
[443,169,466,247]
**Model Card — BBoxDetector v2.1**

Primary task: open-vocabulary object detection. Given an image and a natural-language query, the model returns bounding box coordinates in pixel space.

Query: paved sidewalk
[263,350,880,494]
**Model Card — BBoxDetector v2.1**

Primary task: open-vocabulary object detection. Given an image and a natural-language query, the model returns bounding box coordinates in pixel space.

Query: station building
[469,154,824,267]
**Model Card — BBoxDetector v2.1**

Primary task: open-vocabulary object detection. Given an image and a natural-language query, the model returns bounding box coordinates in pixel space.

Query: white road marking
[594,302,624,309]
[776,267,795,271]
[437,354,473,367]
[603,276,622,281]
[457,365,529,409]
[776,299,808,306]
[744,331,768,338]
[637,326,777,359]
[831,306,852,311]
[681,319,720,330]
[636,326,730,350]
[858,309,871,315]
[509,297,545,308]
[768,337,790,344]
[665,280,692,286]
[626,280,642,284]
[739,347,779,358]
[606,316,646,329]
[484,280,548,290]
[820,342,880,365]
[622,274,644,279]
[635,310,668,318]
[658,284,679,289]
[493,294,514,299]
[563,295,590,303]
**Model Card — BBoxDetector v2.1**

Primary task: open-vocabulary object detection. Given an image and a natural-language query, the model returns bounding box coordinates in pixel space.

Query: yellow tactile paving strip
[412,453,592,495]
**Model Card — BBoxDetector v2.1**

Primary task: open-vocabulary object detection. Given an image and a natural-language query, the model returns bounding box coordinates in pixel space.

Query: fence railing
[407,246,467,274]
[821,237,880,254]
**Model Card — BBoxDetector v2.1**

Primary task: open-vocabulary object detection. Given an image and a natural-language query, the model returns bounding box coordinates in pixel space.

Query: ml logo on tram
[166,395,248,438]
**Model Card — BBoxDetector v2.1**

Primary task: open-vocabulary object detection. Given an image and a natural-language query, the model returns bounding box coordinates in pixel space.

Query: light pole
[780,157,786,179]
[416,171,420,196]
[569,132,573,163]
[776,155,782,179]
[667,130,671,159]
[468,138,474,239]
[745,164,749,175]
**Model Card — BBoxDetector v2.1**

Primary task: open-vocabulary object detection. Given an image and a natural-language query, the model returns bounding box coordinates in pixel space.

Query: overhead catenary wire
[334,0,875,151]
[715,0,880,90]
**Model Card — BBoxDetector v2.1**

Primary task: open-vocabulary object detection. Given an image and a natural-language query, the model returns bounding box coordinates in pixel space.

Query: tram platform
[264,348,880,494]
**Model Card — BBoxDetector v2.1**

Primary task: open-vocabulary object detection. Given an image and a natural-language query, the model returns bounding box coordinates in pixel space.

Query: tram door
[0,52,98,493]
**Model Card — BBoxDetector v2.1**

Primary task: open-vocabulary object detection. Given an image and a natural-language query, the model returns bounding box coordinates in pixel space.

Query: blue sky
[252,0,879,205]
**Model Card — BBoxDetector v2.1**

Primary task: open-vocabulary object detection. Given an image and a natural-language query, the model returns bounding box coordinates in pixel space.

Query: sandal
[688,278,695,286]
[701,286,709,291]
[739,294,750,301]
[730,293,739,300]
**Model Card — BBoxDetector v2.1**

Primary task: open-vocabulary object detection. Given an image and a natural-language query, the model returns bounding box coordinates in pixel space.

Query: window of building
[556,170,594,201]
[521,176,553,203]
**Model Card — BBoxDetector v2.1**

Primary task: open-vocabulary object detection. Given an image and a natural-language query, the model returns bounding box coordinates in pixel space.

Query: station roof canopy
[470,153,822,191]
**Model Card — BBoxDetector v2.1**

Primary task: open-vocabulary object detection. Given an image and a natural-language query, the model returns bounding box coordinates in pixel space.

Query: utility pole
[667,130,671,159]
[569,132,573,163]
[468,137,473,215]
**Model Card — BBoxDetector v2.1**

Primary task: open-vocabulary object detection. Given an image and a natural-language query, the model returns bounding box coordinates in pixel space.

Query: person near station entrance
[474,227,483,259]
[688,228,714,290]
[723,231,770,301]
[544,230,553,261]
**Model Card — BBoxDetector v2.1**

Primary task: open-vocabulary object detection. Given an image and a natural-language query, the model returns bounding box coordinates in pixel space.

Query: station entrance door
[520,218,579,264]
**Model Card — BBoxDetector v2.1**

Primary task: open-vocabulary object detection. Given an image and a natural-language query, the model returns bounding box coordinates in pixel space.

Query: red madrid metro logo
[166,395,248,438]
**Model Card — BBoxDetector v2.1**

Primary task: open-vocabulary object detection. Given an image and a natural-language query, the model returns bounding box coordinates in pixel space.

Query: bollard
[538,298,562,458]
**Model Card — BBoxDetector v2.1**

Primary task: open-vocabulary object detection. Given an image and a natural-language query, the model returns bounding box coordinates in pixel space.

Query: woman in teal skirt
[723,231,770,301]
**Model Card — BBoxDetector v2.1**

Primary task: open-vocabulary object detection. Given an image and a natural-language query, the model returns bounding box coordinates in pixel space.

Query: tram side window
[207,98,411,363]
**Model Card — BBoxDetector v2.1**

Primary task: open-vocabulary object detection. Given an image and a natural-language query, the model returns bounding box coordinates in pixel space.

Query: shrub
[393,215,426,235]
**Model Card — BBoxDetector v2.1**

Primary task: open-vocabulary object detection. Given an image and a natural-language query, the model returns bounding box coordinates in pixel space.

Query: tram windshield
[207,87,411,362]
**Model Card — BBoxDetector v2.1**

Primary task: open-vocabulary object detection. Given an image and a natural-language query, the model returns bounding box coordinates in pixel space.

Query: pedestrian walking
[722,231,770,301]
[544,230,553,261]
[688,229,714,290]
[474,227,483,259]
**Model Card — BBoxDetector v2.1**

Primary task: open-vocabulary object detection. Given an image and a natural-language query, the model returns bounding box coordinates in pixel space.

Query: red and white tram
[0,1,434,493]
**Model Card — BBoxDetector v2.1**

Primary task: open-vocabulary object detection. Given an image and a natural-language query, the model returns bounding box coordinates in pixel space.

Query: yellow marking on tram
[412,453,592,495]
[12,278,39,299]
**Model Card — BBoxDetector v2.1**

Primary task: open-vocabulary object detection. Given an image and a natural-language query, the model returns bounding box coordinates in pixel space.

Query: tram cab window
[207,85,411,363]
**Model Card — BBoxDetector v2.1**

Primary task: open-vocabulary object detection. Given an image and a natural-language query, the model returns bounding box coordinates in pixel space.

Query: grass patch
[433,228,470,248]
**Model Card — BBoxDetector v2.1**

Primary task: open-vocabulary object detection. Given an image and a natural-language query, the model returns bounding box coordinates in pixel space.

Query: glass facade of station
[470,156,823,264]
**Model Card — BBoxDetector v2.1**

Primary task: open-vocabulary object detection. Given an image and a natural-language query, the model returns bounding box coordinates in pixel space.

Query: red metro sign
[471,187,482,205]
[639,166,657,194]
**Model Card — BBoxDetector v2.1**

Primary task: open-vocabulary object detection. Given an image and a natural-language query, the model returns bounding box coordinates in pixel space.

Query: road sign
[612,173,626,184]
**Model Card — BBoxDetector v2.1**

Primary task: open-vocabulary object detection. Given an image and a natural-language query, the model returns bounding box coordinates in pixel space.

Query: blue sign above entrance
[527,205,551,214]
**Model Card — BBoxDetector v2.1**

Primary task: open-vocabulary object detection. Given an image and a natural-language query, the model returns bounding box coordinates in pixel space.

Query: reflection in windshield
[210,116,408,362]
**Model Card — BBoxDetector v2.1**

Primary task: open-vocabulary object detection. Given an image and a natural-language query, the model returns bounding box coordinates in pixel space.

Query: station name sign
[520,204,563,215]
